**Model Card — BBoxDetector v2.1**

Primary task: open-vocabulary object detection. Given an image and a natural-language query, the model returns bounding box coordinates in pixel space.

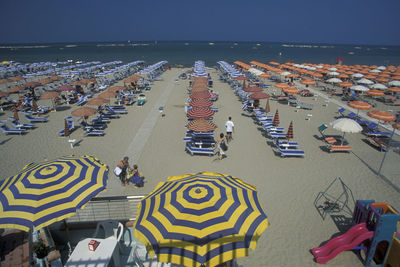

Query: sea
[1,41,400,67]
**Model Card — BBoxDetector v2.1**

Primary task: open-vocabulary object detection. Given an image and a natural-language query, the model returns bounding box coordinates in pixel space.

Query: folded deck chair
[105,105,127,114]
[0,124,26,135]
[24,113,48,123]
[8,119,36,129]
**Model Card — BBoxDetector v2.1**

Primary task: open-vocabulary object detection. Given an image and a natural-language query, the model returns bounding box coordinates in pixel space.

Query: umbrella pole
[341,132,345,145]
[377,124,397,176]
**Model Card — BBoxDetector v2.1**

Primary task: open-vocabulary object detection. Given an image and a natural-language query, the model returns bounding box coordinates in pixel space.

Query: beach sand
[1,67,400,266]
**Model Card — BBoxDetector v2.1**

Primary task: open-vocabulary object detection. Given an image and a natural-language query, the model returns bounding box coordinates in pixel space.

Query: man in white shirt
[225,117,234,143]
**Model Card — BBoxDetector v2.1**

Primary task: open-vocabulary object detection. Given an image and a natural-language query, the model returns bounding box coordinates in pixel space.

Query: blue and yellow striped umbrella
[134,172,269,267]
[0,155,108,231]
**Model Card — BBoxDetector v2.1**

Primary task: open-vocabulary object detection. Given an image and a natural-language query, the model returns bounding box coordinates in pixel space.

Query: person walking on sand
[117,156,133,186]
[216,133,227,161]
[225,117,234,143]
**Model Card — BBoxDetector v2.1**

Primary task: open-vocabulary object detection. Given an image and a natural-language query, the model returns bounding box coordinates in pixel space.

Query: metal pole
[377,118,398,176]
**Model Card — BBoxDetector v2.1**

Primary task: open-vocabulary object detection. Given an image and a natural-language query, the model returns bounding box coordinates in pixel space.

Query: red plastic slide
[312,222,374,264]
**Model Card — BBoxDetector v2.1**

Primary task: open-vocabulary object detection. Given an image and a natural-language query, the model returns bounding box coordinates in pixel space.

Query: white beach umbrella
[326,78,342,83]
[328,67,338,71]
[370,83,387,90]
[388,80,400,87]
[377,66,386,70]
[357,78,374,85]
[316,65,324,69]
[370,69,381,73]
[328,71,340,76]
[280,71,291,76]
[352,73,364,78]
[350,85,369,92]
[330,118,363,145]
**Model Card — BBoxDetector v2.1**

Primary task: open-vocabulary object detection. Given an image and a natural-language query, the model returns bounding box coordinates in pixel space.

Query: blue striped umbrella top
[0,155,108,231]
[134,172,269,267]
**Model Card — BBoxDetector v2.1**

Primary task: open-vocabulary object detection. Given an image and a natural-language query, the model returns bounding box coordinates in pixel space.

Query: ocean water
[0,41,399,67]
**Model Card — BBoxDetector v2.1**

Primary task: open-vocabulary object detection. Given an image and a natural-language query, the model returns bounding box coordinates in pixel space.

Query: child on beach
[128,165,145,188]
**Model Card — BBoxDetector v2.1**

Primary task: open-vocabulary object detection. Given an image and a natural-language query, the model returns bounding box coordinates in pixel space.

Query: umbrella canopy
[86,98,110,106]
[370,83,387,90]
[186,119,217,132]
[71,107,97,117]
[133,172,269,267]
[367,110,396,122]
[339,81,353,87]
[98,91,117,99]
[326,78,342,84]
[387,87,400,93]
[348,101,373,110]
[0,155,108,231]
[350,85,369,92]
[8,85,25,94]
[274,83,289,89]
[248,92,270,100]
[187,107,215,119]
[244,87,263,93]
[366,90,385,96]
[300,80,316,85]
[189,92,211,100]
[272,109,280,126]
[189,99,213,108]
[107,86,126,93]
[357,78,374,85]
[286,121,294,139]
[24,81,41,88]
[282,87,300,94]
[388,80,400,87]
[330,118,362,145]
[57,85,75,92]
[0,91,9,98]
[40,91,60,100]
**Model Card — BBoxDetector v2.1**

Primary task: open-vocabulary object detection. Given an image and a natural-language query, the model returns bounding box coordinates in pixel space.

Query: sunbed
[0,123,26,135]
[24,113,49,123]
[269,131,287,139]
[91,116,111,123]
[295,100,313,110]
[264,126,285,132]
[105,105,127,114]
[328,145,352,153]
[8,119,36,129]
[276,140,299,149]
[363,122,391,137]
[276,146,305,157]
[80,121,107,130]
[84,128,105,136]
[185,143,214,156]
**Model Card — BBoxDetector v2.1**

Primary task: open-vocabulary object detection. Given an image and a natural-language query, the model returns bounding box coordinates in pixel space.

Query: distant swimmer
[279,52,282,56]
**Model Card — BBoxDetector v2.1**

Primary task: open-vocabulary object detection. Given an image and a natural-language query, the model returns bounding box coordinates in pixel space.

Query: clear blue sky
[1,0,399,45]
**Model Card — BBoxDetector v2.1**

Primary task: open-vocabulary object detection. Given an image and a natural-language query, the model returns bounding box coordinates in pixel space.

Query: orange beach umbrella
[367,110,396,122]
[300,80,316,86]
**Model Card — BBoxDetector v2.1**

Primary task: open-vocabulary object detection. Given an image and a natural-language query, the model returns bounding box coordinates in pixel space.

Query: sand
[1,67,400,266]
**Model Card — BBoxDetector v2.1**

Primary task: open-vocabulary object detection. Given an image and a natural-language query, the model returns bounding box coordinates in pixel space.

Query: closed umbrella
[265,98,270,113]
[64,118,70,137]
[272,109,280,126]
[186,119,217,132]
[330,118,362,145]
[133,172,269,267]
[0,155,108,231]
[286,121,294,139]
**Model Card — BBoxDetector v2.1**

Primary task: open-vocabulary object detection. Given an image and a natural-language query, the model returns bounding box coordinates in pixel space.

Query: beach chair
[264,126,285,132]
[91,116,111,123]
[328,145,352,153]
[58,119,76,136]
[295,100,313,110]
[314,177,355,220]
[185,143,214,156]
[24,113,49,123]
[276,146,305,158]
[269,131,287,139]
[105,105,127,114]
[80,121,107,130]
[363,122,391,137]
[277,139,299,148]
[346,112,357,120]
[8,119,36,129]
[337,107,345,116]
[0,122,26,135]
[75,95,87,106]
[317,124,345,144]
[84,128,105,136]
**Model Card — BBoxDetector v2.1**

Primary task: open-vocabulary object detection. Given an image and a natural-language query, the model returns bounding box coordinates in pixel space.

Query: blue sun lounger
[269,131,287,139]
[277,140,299,148]
[24,113,48,123]
[58,119,76,136]
[364,122,391,137]
[105,105,127,114]
[185,143,214,156]
[85,128,105,136]
[276,146,305,158]
[0,122,26,135]
[8,119,36,129]
[264,126,285,132]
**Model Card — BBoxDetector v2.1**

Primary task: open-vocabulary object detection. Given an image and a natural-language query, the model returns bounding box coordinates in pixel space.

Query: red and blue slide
[312,222,374,264]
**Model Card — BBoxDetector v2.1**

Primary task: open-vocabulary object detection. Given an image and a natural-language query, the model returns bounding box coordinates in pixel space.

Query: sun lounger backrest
[318,124,328,133]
